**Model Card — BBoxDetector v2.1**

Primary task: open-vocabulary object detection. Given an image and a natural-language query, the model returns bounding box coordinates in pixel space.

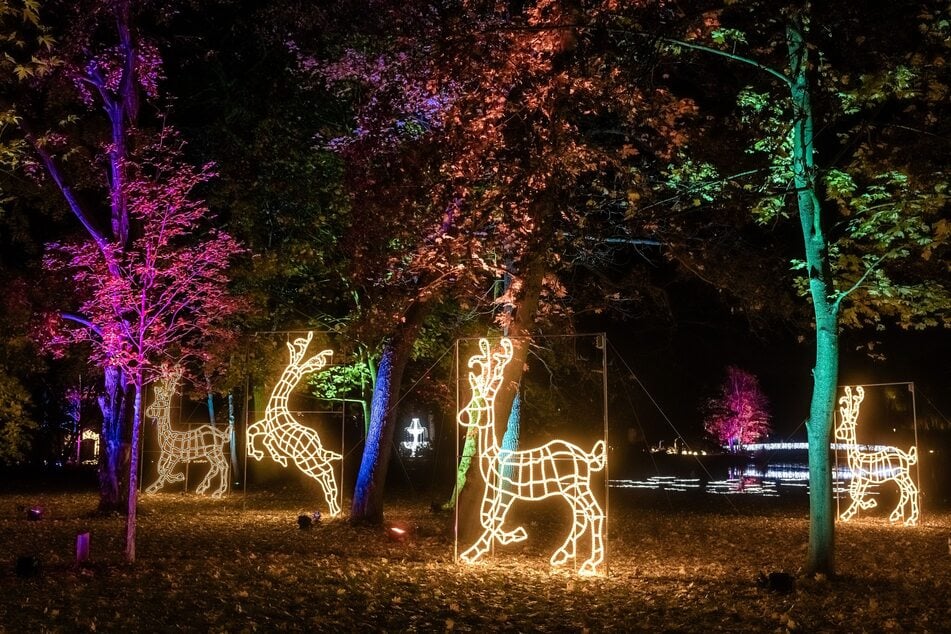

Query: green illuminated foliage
[659,0,950,576]
[710,28,747,46]
[0,370,35,464]
[662,154,721,207]
[308,362,372,402]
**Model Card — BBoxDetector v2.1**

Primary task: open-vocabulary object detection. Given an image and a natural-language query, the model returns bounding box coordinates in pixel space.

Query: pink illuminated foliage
[43,127,242,380]
[20,0,242,561]
[704,366,771,451]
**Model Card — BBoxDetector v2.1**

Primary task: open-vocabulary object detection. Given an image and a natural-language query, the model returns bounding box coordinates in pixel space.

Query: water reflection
[610,462,864,497]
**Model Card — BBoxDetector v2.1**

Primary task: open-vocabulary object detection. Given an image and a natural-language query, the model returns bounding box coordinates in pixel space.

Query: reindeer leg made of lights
[840,471,875,521]
[485,451,530,546]
[317,467,342,517]
[889,448,919,525]
[459,459,518,563]
[146,451,185,494]
[547,444,606,574]
[195,431,231,497]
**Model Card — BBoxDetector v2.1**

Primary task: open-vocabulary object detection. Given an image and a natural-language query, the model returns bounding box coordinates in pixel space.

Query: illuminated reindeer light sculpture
[459,338,606,575]
[145,370,231,498]
[836,386,919,525]
[247,333,341,516]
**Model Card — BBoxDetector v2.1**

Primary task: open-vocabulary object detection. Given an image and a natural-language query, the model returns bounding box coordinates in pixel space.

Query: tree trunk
[495,247,548,435]
[97,365,129,513]
[443,426,478,511]
[228,391,238,482]
[787,18,840,576]
[124,374,144,562]
[806,318,838,575]
[499,390,521,489]
[444,251,547,510]
[350,300,432,523]
[206,377,216,426]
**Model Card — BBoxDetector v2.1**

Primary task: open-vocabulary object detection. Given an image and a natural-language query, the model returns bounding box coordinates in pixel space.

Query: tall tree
[314,0,712,515]
[656,1,950,574]
[18,0,242,561]
[313,0,701,522]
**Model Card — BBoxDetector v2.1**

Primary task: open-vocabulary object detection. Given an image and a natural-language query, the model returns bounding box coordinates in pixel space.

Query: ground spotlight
[386,523,412,542]
[76,532,91,564]
[757,571,794,594]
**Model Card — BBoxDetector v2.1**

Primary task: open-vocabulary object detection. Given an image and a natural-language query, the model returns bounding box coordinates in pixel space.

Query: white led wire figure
[836,386,919,525]
[403,417,426,456]
[145,369,231,497]
[458,338,606,575]
[246,333,342,516]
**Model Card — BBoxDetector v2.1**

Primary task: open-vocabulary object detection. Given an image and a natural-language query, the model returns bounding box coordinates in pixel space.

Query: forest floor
[0,486,949,632]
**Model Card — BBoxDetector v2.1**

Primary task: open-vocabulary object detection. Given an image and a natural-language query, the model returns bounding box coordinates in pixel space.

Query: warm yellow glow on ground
[458,338,605,575]
[247,333,341,516]
[836,386,919,526]
[145,370,231,498]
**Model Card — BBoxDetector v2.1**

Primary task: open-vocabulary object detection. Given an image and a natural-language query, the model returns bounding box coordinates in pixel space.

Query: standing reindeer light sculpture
[247,333,342,516]
[458,338,606,575]
[145,369,231,498]
[836,385,919,525]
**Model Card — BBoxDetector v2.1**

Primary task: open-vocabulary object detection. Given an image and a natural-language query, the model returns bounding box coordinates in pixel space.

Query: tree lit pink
[704,366,771,451]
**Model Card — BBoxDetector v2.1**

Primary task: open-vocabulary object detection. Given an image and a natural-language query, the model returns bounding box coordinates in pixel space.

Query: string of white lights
[246,333,342,516]
[145,370,231,498]
[458,338,606,576]
[836,386,919,525]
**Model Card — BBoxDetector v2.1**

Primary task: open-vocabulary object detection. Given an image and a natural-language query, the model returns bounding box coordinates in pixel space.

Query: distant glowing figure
[402,417,427,456]
[145,369,231,497]
[80,429,100,463]
[836,386,919,525]
[247,333,341,516]
[458,338,606,575]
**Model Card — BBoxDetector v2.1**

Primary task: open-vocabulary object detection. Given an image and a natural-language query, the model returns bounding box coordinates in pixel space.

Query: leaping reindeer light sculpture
[836,386,919,525]
[458,338,606,575]
[247,333,342,516]
[145,369,231,498]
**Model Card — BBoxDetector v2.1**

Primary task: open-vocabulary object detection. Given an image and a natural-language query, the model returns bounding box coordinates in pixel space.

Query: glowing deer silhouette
[459,338,606,575]
[836,385,919,525]
[145,369,231,498]
[247,333,341,516]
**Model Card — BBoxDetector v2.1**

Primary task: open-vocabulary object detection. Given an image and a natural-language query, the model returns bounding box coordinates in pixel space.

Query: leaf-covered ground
[1,488,949,632]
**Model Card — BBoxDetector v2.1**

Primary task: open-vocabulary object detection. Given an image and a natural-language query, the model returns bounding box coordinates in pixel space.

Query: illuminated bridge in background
[739,441,897,453]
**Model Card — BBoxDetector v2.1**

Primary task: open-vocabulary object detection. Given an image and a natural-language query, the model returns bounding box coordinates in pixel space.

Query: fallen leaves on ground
[0,489,949,632]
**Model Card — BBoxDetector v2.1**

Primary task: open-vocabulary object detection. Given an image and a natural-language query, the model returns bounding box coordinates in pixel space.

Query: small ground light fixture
[76,532,91,564]
[298,511,321,530]
[387,524,411,542]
